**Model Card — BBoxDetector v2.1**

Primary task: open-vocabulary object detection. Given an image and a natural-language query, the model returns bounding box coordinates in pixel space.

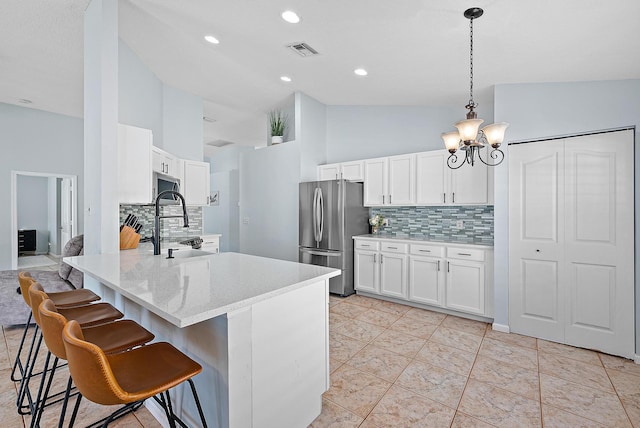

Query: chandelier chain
[469,16,474,107]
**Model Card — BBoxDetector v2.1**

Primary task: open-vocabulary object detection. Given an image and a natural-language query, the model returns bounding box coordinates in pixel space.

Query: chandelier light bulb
[455,119,484,143]
[481,122,510,148]
[442,132,461,153]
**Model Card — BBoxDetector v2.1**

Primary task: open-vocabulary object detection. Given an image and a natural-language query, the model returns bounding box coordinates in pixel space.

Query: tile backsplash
[119,204,203,242]
[369,206,493,245]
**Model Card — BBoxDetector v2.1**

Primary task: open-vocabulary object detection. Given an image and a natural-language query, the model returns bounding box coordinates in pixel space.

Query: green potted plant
[269,110,287,144]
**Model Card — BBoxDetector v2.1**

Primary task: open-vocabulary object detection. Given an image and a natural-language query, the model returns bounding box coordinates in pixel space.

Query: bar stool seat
[19,271,100,308]
[63,320,208,427]
[29,299,155,428]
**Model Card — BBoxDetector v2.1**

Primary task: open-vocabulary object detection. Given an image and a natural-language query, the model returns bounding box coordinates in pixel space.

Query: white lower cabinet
[355,238,493,318]
[200,234,220,254]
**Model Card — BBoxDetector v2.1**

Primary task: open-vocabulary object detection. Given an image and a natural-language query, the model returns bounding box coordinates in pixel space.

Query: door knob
[535,249,541,252]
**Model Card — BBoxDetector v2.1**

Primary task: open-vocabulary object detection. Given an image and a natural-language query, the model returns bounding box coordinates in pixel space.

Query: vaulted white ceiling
[2,0,639,155]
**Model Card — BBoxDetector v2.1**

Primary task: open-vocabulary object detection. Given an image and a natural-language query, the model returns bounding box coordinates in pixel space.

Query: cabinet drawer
[446,247,485,262]
[410,244,445,257]
[380,242,408,254]
[355,240,379,251]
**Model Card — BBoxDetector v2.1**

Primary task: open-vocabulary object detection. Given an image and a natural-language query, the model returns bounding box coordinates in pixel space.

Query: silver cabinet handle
[374,254,377,263]
[447,261,450,272]
[335,173,338,179]
[361,244,370,247]
[452,192,455,203]
[437,260,440,271]
[419,249,431,253]
[443,193,446,203]
[382,195,385,204]
[389,195,392,204]
[380,254,384,264]
[457,252,472,256]
[387,246,398,250]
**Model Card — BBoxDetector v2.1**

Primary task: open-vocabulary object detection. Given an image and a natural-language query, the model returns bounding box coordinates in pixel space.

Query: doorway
[508,129,634,358]
[10,171,78,270]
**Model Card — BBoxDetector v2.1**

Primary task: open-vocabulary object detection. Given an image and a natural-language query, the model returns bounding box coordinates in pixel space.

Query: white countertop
[352,234,494,249]
[64,250,340,328]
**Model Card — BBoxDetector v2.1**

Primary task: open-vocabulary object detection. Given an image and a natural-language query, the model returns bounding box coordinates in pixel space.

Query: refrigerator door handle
[318,187,324,243]
[301,249,341,257]
[313,187,319,244]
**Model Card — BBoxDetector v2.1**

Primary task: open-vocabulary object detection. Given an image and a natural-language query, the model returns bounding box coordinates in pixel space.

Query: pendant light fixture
[442,7,508,169]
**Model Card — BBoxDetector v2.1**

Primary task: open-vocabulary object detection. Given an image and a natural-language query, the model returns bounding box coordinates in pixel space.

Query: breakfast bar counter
[65,250,340,427]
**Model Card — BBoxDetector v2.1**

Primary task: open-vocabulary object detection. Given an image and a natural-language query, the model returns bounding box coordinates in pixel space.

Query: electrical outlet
[243,217,250,225]
[456,220,464,228]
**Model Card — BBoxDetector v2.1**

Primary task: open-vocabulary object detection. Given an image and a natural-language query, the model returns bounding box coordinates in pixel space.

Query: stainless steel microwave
[153,172,181,204]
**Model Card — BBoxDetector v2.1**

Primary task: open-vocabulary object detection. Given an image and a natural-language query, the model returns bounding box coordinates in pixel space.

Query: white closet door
[509,130,634,358]
[509,141,566,342]
[563,131,634,357]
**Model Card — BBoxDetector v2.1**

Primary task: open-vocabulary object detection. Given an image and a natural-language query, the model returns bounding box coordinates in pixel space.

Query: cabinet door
[446,259,485,315]
[183,160,211,206]
[152,147,178,177]
[318,164,340,181]
[450,160,488,204]
[388,154,415,205]
[409,256,444,306]
[341,161,364,181]
[118,124,153,204]
[416,151,447,205]
[363,158,388,206]
[201,235,220,254]
[380,253,407,299]
[354,250,378,293]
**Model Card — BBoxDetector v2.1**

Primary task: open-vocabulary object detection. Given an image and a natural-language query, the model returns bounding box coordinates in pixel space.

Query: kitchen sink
[166,249,213,259]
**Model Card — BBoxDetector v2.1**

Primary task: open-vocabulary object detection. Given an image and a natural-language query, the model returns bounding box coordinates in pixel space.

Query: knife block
[119,226,140,250]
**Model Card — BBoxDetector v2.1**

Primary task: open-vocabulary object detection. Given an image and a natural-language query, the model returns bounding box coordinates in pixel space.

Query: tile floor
[2,288,640,427]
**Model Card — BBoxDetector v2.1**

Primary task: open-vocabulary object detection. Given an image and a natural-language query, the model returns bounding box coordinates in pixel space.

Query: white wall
[203,170,239,252]
[0,103,84,269]
[493,79,640,350]
[162,85,204,161]
[239,143,300,261]
[17,175,50,254]
[118,39,163,146]
[325,104,469,162]
[295,92,327,181]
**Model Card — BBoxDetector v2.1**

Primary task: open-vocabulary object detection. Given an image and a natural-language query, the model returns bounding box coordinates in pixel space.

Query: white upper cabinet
[364,155,415,206]
[363,158,388,206]
[181,159,210,206]
[388,154,415,205]
[317,160,364,181]
[117,124,153,204]
[318,163,341,181]
[416,149,488,205]
[152,146,178,178]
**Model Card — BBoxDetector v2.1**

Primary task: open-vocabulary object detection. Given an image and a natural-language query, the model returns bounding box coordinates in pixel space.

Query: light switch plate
[456,220,464,228]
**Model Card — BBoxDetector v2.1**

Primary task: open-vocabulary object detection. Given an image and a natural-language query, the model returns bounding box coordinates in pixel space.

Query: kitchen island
[65,250,340,428]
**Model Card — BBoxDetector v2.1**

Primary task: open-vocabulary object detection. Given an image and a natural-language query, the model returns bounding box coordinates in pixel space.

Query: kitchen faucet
[153,190,189,255]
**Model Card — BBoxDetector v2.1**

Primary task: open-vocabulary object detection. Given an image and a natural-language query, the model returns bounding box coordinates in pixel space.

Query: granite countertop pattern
[64,250,340,328]
[352,234,494,249]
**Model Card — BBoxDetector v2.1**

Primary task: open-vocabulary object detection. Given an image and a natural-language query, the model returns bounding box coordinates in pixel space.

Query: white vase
[271,135,284,145]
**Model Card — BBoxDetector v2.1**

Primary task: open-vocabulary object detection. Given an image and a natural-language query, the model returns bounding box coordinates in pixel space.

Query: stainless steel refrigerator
[299,179,370,296]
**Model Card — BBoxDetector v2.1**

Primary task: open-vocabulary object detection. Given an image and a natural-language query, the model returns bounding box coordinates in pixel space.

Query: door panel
[570,263,615,331]
[451,158,488,204]
[446,259,484,314]
[388,155,415,205]
[355,251,378,293]
[416,152,446,205]
[564,131,634,356]
[409,256,443,306]
[364,158,387,206]
[509,142,565,340]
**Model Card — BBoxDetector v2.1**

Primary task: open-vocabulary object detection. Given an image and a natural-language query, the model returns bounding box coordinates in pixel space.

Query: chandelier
[442,7,509,169]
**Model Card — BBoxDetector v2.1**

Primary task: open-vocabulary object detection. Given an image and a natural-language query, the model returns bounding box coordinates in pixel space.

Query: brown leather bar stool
[63,320,208,428]
[12,272,100,383]
[31,299,155,428]
[17,282,124,416]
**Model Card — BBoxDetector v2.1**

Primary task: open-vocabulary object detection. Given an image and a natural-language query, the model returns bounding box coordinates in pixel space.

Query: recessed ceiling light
[204,35,219,44]
[18,98,33,104]
[280,76,292,82]
[281,10,301,24]
[354,68,368,76]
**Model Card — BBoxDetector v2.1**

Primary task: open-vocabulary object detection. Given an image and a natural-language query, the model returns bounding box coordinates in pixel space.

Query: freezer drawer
[299,248,352,296]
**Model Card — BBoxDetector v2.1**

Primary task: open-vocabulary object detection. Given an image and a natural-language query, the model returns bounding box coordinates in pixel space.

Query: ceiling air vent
[286,42,319,57]
[206,140,234,148]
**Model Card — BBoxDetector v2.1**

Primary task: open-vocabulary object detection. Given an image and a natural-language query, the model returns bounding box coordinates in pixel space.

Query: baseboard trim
[634,355,640,365]
[492,323,510,333]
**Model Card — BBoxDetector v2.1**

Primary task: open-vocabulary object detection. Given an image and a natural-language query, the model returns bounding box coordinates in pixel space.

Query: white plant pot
[271,135,284,145]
